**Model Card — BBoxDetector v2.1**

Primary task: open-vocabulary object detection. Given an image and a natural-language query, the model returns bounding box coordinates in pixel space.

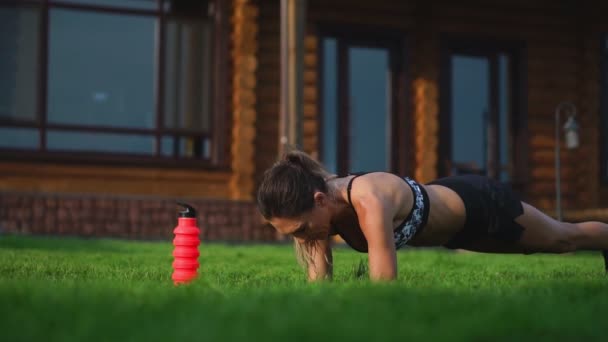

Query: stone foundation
[0,191,276,242]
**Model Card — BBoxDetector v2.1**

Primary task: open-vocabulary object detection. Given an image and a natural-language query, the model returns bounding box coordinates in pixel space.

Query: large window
[319,29,409,176]
[0,0,226,165]
[439,38,527,191]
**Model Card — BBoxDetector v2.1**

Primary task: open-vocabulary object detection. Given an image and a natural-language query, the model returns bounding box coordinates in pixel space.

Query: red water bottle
[172,202,200,285]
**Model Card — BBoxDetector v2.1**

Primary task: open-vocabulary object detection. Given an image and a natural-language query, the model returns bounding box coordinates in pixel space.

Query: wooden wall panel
[586,4,608,205]
[526,25,590,210]
[223,0,235,167]
[308,0,416,28]
[230,0,259,200]
[254,0,280,189]
[0,162,231,198]
[302,33,319,159]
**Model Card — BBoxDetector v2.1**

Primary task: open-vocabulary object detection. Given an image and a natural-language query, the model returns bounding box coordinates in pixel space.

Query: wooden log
[256,123,279,136]
[527,75,579,89]
[309,12,414,29]
[232,5,259,20]
[309,0,415,12]
[303,104,317,117]
[303,120,317,135]
[530,166,577,180]
[232,91,257,108]
[528,181,577,194]
[530,149,581,164]
[256,108,279,121]
[304,70,317,84]
[0,165,232,198]
[304,54,317,68]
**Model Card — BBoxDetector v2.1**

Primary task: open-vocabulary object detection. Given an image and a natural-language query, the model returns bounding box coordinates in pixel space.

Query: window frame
[0,0,229,169]
[317,24,412,177]
[438,35,528,192]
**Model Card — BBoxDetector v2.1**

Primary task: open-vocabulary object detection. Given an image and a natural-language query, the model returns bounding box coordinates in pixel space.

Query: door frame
[316,24,411,176]
[439,35,528,191]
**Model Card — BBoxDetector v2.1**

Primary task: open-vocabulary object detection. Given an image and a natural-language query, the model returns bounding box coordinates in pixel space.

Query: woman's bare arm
[357,195,398,281]
[309,238,333,281]
[349,177,400,281]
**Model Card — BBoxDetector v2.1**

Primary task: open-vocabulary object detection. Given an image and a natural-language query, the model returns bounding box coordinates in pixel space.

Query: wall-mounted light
[563,115,580,150]
[555,101,580,221]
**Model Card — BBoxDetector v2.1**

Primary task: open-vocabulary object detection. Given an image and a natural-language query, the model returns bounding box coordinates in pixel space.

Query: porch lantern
[563,115,580,150]
[555,101,580,221]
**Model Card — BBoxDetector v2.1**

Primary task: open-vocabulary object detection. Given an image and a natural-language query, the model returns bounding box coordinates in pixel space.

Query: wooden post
[279,0,306,155]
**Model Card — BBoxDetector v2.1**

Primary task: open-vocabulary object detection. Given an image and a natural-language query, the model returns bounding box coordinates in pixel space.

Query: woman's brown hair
[256,150,333,220]
[257,150,334,273]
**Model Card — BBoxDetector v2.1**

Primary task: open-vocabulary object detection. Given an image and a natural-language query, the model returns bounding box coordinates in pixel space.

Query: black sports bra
[346,172,430,249]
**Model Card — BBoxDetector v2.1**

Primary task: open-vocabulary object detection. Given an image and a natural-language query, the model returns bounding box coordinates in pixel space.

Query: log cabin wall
[250,0,608,213]
[0,162,231,198]
[588,10,608,206]
[255,0,280,188]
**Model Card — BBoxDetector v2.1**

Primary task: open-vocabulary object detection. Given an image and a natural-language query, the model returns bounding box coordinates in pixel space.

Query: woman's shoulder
[345,172,415,220]
[346,172,413,199]
[344,171,413,182]
[342,170,404,178]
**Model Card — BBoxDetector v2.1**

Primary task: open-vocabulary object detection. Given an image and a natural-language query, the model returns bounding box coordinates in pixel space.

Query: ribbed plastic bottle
[171,202,200,285]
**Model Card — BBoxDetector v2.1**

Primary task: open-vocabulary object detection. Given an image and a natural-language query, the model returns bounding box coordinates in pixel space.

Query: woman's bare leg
[515,202,608,253]
[448,202,608,271]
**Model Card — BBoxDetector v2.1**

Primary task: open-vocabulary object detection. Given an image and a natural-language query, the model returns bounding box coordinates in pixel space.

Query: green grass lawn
[0,234,606,341]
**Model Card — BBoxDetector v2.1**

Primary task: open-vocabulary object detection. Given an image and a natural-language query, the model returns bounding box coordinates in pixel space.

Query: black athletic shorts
[427,175,526,249]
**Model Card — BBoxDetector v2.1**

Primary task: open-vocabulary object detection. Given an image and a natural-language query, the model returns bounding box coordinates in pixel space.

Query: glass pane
[451,55,489,175]
[0,5,40,121]
[163,17,212,132]
[498,54,510,182]
[348,46,390,172]
[47,131,155,154]
[321,38,337,174]
[0,128,39,149]
[47,9,155,128]
[161,135,173,156]
[51,0,158,10]
[160,135,210,159]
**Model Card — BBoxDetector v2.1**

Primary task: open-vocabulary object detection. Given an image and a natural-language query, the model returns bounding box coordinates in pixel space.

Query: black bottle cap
[177,202,197,218]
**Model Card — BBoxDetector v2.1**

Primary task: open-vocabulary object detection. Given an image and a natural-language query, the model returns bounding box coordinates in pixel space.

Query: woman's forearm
[307,239,333,281]
[308,262,332,281]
